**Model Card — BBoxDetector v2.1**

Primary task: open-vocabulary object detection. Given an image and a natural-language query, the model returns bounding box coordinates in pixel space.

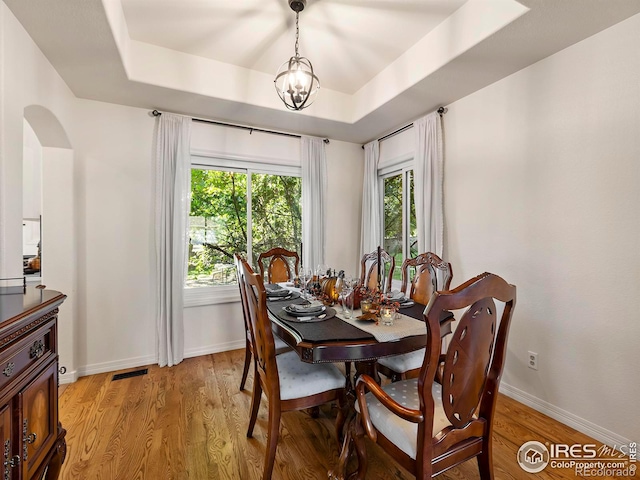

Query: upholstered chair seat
[355,379,451,459]
[276,350,346,400]
[377,349,425,377]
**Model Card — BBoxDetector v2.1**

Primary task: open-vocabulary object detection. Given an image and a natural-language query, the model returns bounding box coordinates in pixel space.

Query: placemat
[267,298,375,343]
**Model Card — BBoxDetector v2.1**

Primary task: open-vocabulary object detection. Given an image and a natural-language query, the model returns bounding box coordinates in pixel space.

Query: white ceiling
[4,0,640,143]
[121,0,468,94]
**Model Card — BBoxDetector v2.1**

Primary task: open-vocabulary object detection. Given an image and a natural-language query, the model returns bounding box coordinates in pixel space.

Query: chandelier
[274,0,319,111]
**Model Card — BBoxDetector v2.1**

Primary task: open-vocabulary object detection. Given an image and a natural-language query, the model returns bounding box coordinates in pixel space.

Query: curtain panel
[153,113,192,367]
[413,112,444,257]
[301,136,327,269]
[360,140,382,259]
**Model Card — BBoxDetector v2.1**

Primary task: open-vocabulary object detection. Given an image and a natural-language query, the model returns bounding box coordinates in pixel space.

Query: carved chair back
[400,252,453,305]
[258,247,300,284]
[359,249,395,293]
[234,253,256,390]
[354,272,516,479]
[238,256,279,392]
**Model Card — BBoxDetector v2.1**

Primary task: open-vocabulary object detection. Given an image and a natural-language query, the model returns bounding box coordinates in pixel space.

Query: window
[382,166,416,283]
[186,159,302,295]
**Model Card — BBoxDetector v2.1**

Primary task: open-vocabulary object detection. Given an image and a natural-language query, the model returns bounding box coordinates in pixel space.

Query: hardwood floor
[58,351,623,480]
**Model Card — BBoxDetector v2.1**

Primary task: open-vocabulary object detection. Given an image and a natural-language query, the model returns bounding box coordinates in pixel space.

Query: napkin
[266,284,290,297]
[387,291,407,302]
[287,304,325,314]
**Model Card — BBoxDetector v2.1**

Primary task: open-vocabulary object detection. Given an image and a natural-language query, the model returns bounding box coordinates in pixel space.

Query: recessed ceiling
[4,0,640,143]
[121,0,468,94]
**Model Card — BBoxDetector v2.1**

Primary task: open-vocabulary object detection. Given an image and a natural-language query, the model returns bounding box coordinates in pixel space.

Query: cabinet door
[0,404,13,480]
[19,362,57,480]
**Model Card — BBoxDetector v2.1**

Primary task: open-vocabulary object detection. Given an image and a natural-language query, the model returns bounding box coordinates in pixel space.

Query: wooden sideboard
[0,286,66,480]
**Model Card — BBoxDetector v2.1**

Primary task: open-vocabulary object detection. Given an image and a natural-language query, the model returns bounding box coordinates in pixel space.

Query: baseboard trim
[59,370,78,385]
[68,341,246,382]
[184,340,245,358]
[77,354,156,378]
[499,382,630,447]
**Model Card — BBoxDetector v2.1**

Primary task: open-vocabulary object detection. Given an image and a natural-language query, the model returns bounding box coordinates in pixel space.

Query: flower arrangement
[356,285,400,320]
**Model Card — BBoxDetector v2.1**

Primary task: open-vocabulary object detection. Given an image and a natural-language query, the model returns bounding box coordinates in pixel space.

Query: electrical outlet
[528,351,538,370]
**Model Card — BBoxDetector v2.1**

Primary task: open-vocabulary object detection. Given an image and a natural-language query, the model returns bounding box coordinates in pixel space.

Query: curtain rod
[361,106,447,149]
[151,110,329,144]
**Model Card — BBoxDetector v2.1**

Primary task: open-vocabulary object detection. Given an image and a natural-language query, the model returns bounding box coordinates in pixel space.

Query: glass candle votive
[361,299,373,314]
[380,306,394,326]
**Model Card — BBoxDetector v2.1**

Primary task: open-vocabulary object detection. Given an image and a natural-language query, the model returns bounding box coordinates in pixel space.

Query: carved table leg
[328,360,377,479]
[44,424,66,480]
[328,411,354,480]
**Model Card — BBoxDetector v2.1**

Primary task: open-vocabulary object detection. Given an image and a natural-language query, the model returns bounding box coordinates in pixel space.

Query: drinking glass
[316,264,329,279]
[299,267,311,300]
[342,287,354,319]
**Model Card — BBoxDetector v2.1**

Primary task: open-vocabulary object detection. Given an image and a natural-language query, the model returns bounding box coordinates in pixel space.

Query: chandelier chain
[295,12,300,57]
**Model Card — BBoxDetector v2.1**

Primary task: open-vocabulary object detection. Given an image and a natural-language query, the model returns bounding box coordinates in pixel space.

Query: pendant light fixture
[274,0,319,110]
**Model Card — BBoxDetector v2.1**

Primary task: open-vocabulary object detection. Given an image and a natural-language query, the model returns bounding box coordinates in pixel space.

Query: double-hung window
[380,161,416,284]
[185,155,302,306]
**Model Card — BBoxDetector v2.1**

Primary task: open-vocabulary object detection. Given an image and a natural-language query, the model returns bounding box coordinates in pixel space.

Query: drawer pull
[2,363,14,378]
[29,340,45,359]
[26,433,37,444]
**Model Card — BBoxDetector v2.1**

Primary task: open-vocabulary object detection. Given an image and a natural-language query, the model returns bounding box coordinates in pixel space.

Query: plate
[267,291,300,301]
[283,304,326,317]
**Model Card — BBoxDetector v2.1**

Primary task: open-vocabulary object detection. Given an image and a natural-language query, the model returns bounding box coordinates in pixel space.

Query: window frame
[185,154,302,307]
[379,159,414,287]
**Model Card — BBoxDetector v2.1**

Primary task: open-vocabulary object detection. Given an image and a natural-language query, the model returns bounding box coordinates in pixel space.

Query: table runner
[267,285,452,344]
[336,309,426,343]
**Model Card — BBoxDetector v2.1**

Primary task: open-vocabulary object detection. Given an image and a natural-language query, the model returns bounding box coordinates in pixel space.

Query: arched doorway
[23,105,77,383]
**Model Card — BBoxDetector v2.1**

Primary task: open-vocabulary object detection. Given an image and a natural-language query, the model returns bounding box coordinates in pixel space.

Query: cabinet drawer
[0,324,54,391]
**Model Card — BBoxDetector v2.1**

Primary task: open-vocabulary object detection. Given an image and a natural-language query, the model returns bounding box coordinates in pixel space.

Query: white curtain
[413,112,444,257]
[301,136,327,269]
[153,113,192,367]
[360,141,382,259]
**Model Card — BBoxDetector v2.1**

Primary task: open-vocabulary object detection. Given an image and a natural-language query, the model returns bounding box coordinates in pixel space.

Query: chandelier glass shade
[274,1,319,110]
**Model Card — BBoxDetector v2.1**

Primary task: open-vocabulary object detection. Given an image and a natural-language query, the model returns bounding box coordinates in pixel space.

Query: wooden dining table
[266,287,454,380]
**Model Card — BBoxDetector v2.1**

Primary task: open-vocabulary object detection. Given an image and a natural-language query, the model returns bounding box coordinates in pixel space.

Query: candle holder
[380,305,395,326]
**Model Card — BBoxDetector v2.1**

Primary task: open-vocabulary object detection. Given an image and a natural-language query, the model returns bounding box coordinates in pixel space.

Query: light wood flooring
[58,351,622,479]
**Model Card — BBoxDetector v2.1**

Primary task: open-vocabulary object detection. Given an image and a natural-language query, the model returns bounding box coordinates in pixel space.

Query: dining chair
[238,256,346,480]
[377,252,453,382]
[234,253,290,391]
[257,247,300,284]
[348,272,516,480]
[358,248,395,293]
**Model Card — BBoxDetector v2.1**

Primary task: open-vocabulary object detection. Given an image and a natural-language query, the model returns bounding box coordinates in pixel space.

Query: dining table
[265,283,454,381]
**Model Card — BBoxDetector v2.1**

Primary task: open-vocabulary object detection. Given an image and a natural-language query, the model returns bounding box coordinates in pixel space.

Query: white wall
[370,11,640,446]
[443,14,640,443]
